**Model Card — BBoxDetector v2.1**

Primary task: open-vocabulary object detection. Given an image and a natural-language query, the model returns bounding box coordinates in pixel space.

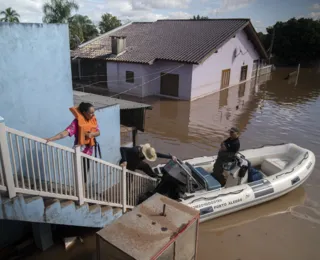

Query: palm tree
[69,15,98,49]
[43,0,79,23]
[99,13,122,34]
[0,8,20,23]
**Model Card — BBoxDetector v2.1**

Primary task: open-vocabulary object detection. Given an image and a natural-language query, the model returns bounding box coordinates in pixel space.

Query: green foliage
[192,15,209,20]
[43,0,79,23]
[0,8,20,23]
[258,18,320,65]
[69,15,98,49]
[99,13,122,34]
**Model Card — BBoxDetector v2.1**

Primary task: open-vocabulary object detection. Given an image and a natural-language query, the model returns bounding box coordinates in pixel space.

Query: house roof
[73,91,151,110]
[71,19,268,65]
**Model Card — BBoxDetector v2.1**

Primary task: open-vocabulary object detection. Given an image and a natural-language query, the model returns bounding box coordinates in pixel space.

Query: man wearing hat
[212,127,241,186]
[119,143,177,178]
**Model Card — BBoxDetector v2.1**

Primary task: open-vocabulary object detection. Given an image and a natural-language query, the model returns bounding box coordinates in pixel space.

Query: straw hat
[141,143,157,162]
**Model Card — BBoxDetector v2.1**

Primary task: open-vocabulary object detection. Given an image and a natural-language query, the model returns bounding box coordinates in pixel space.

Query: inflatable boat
[142,143,315,223]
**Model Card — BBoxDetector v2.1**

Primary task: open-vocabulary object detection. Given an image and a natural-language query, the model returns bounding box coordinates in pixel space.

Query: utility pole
[268,26,276,64]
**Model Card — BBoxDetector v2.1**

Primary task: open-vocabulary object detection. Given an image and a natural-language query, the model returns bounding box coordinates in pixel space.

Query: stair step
[89,204,101,213]
[24,196,42,204]
[112,207,122,220]
[60,200,75,208]
[101,206,112,215]
[1,194,127,229]
[44,198,59,208]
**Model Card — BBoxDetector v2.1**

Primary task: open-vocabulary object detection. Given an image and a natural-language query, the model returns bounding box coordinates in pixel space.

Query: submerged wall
[191,30,260,100]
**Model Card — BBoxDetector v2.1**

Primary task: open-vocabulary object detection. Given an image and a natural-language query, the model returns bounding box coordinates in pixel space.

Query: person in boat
[119,143,177,178]
[212,127,240,186]
[45,102,100,183]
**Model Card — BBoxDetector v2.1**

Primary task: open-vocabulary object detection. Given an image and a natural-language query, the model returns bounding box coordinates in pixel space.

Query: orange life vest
[69,106,98,146]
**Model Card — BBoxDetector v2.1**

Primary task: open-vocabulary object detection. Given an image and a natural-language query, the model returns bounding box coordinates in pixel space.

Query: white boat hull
[154,143,316,223]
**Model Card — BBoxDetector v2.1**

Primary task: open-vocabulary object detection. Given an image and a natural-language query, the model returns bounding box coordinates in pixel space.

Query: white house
[71,19,268,101]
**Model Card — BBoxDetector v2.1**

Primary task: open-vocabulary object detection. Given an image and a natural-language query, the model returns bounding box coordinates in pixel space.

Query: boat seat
[261,158,287,176]
[195,167,221,191]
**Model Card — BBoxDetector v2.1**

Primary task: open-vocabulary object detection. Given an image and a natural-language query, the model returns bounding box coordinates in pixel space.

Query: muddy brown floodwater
[27,68,320,260]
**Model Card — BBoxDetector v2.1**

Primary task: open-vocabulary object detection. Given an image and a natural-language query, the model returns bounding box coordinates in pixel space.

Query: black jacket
[120,146,172,171]
[222,138,240,153]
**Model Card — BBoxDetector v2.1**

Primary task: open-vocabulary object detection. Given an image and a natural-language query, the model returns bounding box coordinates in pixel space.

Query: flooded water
[138,68,320,260]
[27,68,320,260]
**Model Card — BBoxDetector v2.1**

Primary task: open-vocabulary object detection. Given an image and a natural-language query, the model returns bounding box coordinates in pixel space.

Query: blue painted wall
[95,105,121,164]
[0,23,74,148]
[0,23,121,247]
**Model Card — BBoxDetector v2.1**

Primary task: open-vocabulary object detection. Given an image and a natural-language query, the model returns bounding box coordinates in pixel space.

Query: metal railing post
[0,117,16,198]
[122,166,127,213]
[74,146,84,205]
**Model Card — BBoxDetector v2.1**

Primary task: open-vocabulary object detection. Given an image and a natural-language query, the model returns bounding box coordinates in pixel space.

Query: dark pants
[119,159,157,179]
[212,151,235,186]
[134,161,157,178]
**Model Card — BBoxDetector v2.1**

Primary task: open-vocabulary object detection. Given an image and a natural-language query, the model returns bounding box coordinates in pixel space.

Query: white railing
[126,169,158,208]
[6,127,78,200]
[80,153,124,208]
[80,153,158,210]
[0,152,6,192]
[0,118,157,213]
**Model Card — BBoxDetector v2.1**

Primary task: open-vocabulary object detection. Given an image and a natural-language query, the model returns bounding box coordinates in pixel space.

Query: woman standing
[45,102,100,182]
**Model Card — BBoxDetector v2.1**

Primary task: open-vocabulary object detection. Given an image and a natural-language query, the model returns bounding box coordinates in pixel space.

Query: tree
[191,15,209,20]
[0,8,20,23]
[69,15,98,49]
[43,0,79,23]
[258,18,320,65]
[99,13,122,34]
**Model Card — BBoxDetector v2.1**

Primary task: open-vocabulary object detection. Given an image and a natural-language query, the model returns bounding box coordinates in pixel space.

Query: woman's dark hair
[79,102,93,114]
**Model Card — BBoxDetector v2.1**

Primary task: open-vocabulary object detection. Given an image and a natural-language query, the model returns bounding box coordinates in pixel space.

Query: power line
[72,65,183,89]
[109,64,185,98]
[73,65,180,80]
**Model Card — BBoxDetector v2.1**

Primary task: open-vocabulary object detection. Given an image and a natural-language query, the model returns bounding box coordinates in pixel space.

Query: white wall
[107,61,193,100]
[191,30,260,100]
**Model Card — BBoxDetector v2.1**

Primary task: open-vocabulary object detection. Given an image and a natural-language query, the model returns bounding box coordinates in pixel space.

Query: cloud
[206,0,254,16]
[0,0,193,24]
[220,0,255,11]
[167,11,192,19]
[131,0,191,10]
[312,3,320,10]
[0,0,44,22]
[309,11,320,19]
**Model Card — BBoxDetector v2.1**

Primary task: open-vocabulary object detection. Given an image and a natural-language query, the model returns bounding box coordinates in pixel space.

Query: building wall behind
[0,23,74,148]
[191,30,260,100]
[107,62,145,97]
[107,61,193,100]
[141,61,193,100]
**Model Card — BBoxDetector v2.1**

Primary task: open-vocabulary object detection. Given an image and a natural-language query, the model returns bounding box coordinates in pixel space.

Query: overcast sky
[0,0,319,32]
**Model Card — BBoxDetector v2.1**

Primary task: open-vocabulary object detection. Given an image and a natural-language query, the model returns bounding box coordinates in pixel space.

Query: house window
[126,71,134,83]
[240,65,248,81]
[221,69,231,89]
